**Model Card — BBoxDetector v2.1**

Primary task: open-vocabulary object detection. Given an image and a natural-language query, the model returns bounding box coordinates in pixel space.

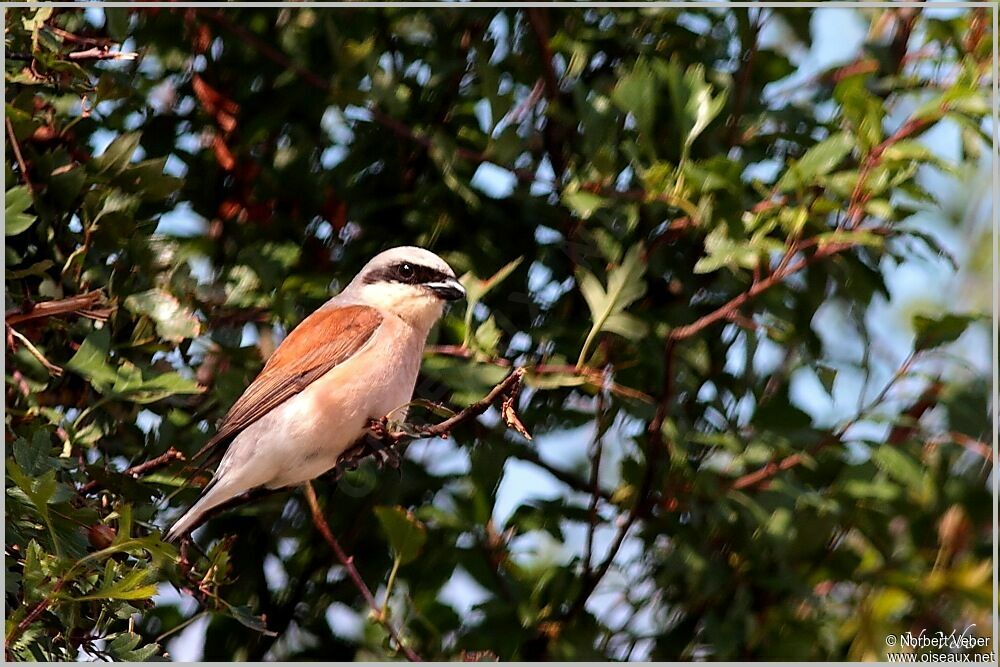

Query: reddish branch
[844,115,933,230]
[79,448,187,495]
[6,47,137,62]
[361,368,528,454]
[65,47,137,61]
[6,579,68,656]
[732,371,941,492]
[669,111,934,346]
[302,482,422,662]
[525,9,560,99]
[5,290,109,328]
[562,340,677,623]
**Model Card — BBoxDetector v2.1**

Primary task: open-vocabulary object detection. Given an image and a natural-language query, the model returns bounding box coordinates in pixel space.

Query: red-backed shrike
[166,246,465,540]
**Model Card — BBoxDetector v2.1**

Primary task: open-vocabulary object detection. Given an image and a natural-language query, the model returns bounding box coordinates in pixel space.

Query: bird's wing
[193,303,383,462]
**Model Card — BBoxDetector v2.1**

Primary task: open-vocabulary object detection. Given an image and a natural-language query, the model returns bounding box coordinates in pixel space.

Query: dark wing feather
[192,304,383,462]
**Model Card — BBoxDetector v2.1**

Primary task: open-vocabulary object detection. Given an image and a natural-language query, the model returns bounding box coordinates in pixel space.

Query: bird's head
[340,246,465,330]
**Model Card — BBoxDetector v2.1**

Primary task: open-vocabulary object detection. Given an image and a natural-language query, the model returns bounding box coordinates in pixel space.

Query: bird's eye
[398,263,415,280]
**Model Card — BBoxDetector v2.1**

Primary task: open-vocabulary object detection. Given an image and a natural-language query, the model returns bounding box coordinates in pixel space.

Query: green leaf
[777,132,855,191]
[693,224,761,274]
[110,361,202,404]
[870,444,932,504]
[91,132,142,176]
[562,190,605,220]
[662,60,728,158]
[66,328,202,401]
[576,243,647,367]
[912,312,983,350]
[21,7,53,32]
[7,460,56,510]
[13,431,52,476]
[611,58,657,138]
[460,257,522,347]
[420,355,509,405]
[217,601,276,635]
[374,505,427,565]
[472,315,502,356]
[814,230,885,249]
[65,328,120,393]
[73,563,158,601]
[104,8,131,42]
[462,257,523,315]
[107,632,160,661]
[124,289,201,342]
[602,312,647,340]
[5,186,36,236]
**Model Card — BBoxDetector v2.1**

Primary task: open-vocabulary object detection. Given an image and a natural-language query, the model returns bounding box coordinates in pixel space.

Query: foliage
[5,6,993,661]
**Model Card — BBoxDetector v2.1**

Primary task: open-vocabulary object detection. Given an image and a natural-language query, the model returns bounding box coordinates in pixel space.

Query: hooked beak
[426,278,466,301]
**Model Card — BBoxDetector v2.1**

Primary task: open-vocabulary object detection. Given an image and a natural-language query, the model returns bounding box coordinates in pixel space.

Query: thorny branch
[302,482,422,662]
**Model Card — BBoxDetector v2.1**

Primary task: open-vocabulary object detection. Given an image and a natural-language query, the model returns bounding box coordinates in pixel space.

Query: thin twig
[525,8,559,99]
[7,326,62,376]
[6,117,35,193]
[726,8,764,146]
[562,340,677,622]
[582,384,609,580]
[44,25,114,47]
[510,445,613,502]
[5,47,137,62]
[667,242,845,342]
[6,579,67,653]
[302,482,422,662]
[65,47,138,61]
[79,448,187,495]
[731,356,926,491]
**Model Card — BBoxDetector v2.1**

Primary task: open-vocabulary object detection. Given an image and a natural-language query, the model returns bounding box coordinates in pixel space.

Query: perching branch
[336,368,530,473]
[302,482,422,662]
[425,346,653,403]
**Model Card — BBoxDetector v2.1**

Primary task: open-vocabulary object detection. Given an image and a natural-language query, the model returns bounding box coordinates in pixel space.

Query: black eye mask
[363,262,453,286]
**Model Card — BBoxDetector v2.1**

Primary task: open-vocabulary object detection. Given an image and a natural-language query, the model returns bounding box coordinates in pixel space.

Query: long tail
[165,478,234,542]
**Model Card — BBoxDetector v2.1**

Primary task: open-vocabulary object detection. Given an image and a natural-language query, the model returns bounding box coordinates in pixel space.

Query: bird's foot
[371,444,401,469]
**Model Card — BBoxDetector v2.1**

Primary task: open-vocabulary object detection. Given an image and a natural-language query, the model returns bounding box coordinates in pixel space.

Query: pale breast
[252,314,426,487]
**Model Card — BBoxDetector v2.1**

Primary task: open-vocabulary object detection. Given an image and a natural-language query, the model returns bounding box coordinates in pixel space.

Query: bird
[165,246,465,541]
